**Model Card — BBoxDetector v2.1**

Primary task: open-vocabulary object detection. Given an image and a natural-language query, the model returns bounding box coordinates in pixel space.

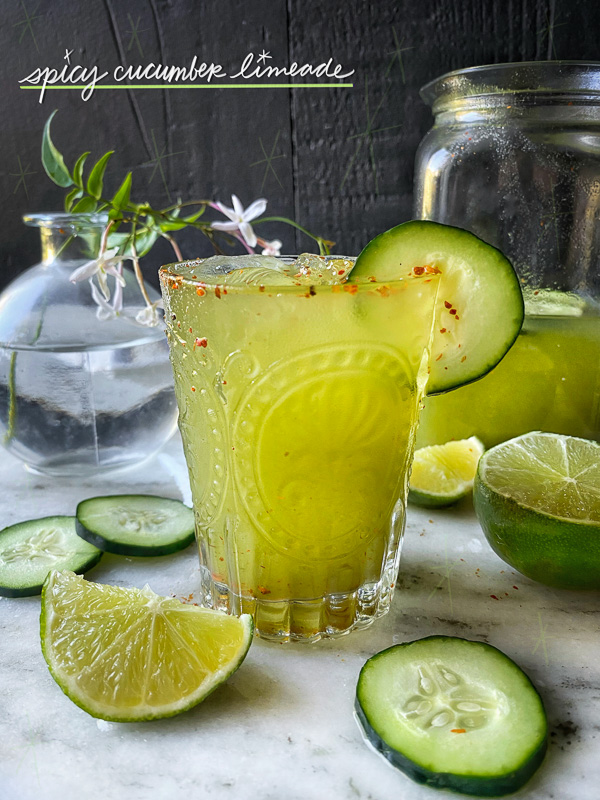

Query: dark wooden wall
[1,0,598,289]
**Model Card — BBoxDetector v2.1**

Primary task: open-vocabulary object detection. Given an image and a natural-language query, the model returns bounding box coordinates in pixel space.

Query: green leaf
[72,196,98,213]
[64,187,83,212]
[183,208,205,223]
[111,171,132,211]
[157,209,186,232]
[106,231,131,250]
[134,228,159,257]
[72,152,90,189]
[41,110,73,188]
[86,151,114,200]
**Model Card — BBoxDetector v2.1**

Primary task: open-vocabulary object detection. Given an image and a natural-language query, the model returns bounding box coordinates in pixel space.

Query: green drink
[160,255,440,641]
[418,295,600,448]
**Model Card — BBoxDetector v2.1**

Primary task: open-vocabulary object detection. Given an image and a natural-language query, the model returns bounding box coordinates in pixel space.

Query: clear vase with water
[0,213,178,476]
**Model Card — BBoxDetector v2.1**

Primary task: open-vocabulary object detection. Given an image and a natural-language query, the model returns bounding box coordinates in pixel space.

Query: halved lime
[352,220,524,394]
[473,432,600,590]
[41,570,253,721]
[409,437,485,507]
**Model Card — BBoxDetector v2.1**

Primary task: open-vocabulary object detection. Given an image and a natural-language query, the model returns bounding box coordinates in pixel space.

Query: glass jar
[0,213,178,475]
[414,61,600,447]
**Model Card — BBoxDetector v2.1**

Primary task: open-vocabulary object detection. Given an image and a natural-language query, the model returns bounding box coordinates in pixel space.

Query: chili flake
[215,286,222,299]
[194,337,208,349]
[450,308,457,316]
[196,286,205,296]
[435,353,443,361]
[444,300,452,309]
[440,328,447,333]
[451,729,467,734]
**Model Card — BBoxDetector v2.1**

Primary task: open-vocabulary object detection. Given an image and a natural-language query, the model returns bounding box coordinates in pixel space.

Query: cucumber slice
[0,517,102,597]
[355,636,547,797]
[76,495,195,557]
[352,221,524,394]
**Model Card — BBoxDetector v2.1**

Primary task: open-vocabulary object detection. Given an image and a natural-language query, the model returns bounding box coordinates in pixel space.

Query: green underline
[20,83,353,89]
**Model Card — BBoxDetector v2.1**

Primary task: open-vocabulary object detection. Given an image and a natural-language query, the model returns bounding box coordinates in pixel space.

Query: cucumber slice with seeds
[352,221,524,395]
[356,636,547,797]
[76,495,195,557]
[0,516,102,597]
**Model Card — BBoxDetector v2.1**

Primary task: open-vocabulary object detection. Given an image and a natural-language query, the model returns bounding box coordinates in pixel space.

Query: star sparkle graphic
[13,0,43,53]
[126,13,150,57]
[10,156,36,200]
[257,50,272,64]
[141,130,185,201]
[250,130,286,190]
[340,77,403,195]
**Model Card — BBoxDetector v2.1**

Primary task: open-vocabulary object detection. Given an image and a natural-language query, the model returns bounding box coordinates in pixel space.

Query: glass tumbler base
[198,568,396,642]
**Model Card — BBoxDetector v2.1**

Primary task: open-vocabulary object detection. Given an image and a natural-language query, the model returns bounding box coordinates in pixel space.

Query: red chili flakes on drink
[343,284,359,295]
[196,286,206,297]
[450,308,457,316]
[194,337,208,349]
[215,286,222,299]
[444,300,452,309]
[451,729,467,734]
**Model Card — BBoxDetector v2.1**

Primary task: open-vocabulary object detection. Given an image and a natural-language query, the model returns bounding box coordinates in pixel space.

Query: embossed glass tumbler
[160,257,440,642]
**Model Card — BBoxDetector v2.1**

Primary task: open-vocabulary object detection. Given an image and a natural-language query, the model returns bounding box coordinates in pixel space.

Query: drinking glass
[160,257,440,641]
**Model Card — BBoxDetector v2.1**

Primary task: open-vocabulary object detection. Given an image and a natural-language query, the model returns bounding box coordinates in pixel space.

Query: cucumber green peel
[76,494,195,557]
[352,221,524,394]
[355,636,547,796]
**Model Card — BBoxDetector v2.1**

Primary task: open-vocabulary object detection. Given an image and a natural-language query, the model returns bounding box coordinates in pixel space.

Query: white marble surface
[0,434,598,800]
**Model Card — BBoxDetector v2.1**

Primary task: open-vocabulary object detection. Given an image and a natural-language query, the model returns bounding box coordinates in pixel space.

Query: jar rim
[421,61,600,110]
[23,212,109,229]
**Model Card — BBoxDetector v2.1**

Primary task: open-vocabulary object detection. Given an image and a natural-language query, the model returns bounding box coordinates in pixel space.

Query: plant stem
[162,233,183,262]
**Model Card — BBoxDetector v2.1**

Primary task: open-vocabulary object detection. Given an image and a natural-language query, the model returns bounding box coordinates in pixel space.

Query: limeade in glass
[160,255,440,641]
[418,293,600,448]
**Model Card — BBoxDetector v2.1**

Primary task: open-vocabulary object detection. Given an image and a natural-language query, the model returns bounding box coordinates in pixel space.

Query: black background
[1,0,599,290]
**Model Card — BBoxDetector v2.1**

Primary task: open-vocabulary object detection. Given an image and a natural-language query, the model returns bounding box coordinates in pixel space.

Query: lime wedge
[352,221,524,394]
[41,570,253,721]
[473,432,600,590]
[409,437,484,507]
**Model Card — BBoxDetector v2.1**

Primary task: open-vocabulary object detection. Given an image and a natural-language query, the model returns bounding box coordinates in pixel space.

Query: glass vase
[0,213,178,476]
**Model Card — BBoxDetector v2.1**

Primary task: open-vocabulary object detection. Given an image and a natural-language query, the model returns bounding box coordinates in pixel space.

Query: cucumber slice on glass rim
[76,495,195,557]
[352,220,524,395]
[355,636,547,797]
[0,516,102,597]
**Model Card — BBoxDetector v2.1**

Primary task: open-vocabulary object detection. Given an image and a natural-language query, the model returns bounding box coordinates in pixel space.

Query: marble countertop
[1,434,598,800]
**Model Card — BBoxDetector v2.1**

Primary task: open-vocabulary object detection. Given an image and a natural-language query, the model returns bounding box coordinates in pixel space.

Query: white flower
[69,247,127,300]
[211,195,267,248]
[134,299,164,327]
[90,279,119,321]
[261,239,282,256]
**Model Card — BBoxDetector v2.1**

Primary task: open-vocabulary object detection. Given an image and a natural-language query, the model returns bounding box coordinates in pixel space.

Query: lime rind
[474,432,600,590]
[40,570,253,722]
